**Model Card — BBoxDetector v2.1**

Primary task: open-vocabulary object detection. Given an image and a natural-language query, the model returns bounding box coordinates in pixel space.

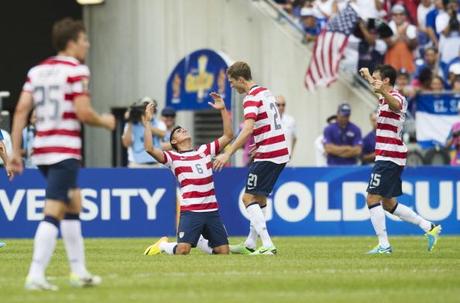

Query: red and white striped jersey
[22,56,89,165]
[375,89,408,166]
[243,86,290,164]
[162,140,220,212]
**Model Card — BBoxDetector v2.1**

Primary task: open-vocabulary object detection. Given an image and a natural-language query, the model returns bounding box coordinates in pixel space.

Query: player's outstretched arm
[213,118,254,171]
[209,92,233,149]
[74,95,115,130]
[143,103,165,163]
[9,91,34,178]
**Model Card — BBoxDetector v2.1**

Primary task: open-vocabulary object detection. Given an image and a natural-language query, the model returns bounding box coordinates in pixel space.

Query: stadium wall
[83,0,374,167]
[1,168,459,238]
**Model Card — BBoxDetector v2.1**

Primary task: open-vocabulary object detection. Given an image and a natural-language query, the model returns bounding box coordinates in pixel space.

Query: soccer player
[213,61,290,255]
[142,92,233,255]
[359,65,441,254]
[9,18,115,290]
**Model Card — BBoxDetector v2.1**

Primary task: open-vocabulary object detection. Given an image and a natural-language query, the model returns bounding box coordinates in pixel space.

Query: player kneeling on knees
[142,92,233,256]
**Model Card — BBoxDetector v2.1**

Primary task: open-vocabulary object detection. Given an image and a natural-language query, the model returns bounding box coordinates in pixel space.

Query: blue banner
[416,93,460,115]
[416,93,460,148]
[215,167,460,236]
[0,169,177,238]
[165,49,232,111]
[1,167,459,238]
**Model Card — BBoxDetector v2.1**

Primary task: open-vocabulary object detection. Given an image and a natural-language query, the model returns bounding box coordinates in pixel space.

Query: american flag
[305,5,359,91]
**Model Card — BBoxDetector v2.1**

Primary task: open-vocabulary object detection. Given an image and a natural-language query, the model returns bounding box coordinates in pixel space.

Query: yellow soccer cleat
[143,236,168,256]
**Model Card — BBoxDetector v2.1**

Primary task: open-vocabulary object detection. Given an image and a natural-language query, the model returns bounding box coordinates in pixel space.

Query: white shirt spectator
[0,129,12,165]
[417,1,434,28]
[439,32,460,64]
[435,11,460,34]
[353,0,385,21]
[281,113,297,155]
[314,135,327,166]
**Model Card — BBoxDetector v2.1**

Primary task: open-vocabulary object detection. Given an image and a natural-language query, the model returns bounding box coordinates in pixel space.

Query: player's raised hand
[359,67,372,82]
[213,152,230,171]
[208,92,225,110]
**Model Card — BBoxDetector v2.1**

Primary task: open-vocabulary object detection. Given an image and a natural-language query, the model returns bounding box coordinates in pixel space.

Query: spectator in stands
[414,46,439,79]
[122,97,167,168]
[323,103,363,165]
[431,74,446,91]
[412,67,434,92]
[417,0,436,49]
[361,111,378,165]
[384,4,418,73]
[300,7,321,43]
[445,103,460,165]
[314,0,338,28]
[451,74,460,92]
[160,106,176,150]
[395,69,417,98]
[21,109,36,168]
[447,62,460,88]
[357,19,388,71]
[276,95,297,157]
[353,0,386,21]
[438,5,460,77]
[315,114,336,167]
[425,0,447,44]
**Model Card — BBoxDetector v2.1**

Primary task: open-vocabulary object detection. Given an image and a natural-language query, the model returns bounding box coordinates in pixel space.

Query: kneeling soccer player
[143,93,232,255]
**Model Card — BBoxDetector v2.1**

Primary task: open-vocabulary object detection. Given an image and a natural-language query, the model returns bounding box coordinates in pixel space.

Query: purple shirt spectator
[323,121,363,165]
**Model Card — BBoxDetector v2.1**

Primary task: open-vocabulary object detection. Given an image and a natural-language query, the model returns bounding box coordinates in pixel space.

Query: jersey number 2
[270,103,282,130]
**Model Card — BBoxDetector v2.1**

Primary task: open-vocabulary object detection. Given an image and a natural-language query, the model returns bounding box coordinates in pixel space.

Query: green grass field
[0,236,459,303]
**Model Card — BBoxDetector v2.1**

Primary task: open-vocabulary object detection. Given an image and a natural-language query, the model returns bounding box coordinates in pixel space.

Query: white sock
[197,235,213,254]
[27,220,59,279]
[246,204,273,248]
[61,219,88,277]
[368,204,390,248]
[160,242,177,255]
[244,205,267,249]
[392,203,432,232]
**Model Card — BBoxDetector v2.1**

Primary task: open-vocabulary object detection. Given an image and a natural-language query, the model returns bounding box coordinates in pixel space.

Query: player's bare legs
[366,193,391,253]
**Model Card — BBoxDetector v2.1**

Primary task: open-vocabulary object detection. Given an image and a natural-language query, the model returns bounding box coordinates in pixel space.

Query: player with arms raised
[9,18,115,290]
[360,65,441,254]
[213,61,290,255]
[143,92,233,255]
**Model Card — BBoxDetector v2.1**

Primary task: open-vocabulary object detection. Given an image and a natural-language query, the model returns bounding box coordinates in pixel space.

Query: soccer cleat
[24,276,58,291]
[69,272,102,288]
[425,224,442,252]
[143,236,168,256]
[0,242,5,248]
[229,242,255,255]
[249,246,277,255]
[366,245,392,254]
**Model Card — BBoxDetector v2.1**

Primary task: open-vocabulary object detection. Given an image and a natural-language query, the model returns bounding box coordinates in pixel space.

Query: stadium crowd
[275,0,460,165]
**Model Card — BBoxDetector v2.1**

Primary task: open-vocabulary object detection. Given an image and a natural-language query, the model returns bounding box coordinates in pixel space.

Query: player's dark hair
[374,64,397,86]
[52,18,86,52]
[227,61,252,81]
[169,125,182,151]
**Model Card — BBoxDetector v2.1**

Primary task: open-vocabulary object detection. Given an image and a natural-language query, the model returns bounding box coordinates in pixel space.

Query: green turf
[0,236,459,303]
